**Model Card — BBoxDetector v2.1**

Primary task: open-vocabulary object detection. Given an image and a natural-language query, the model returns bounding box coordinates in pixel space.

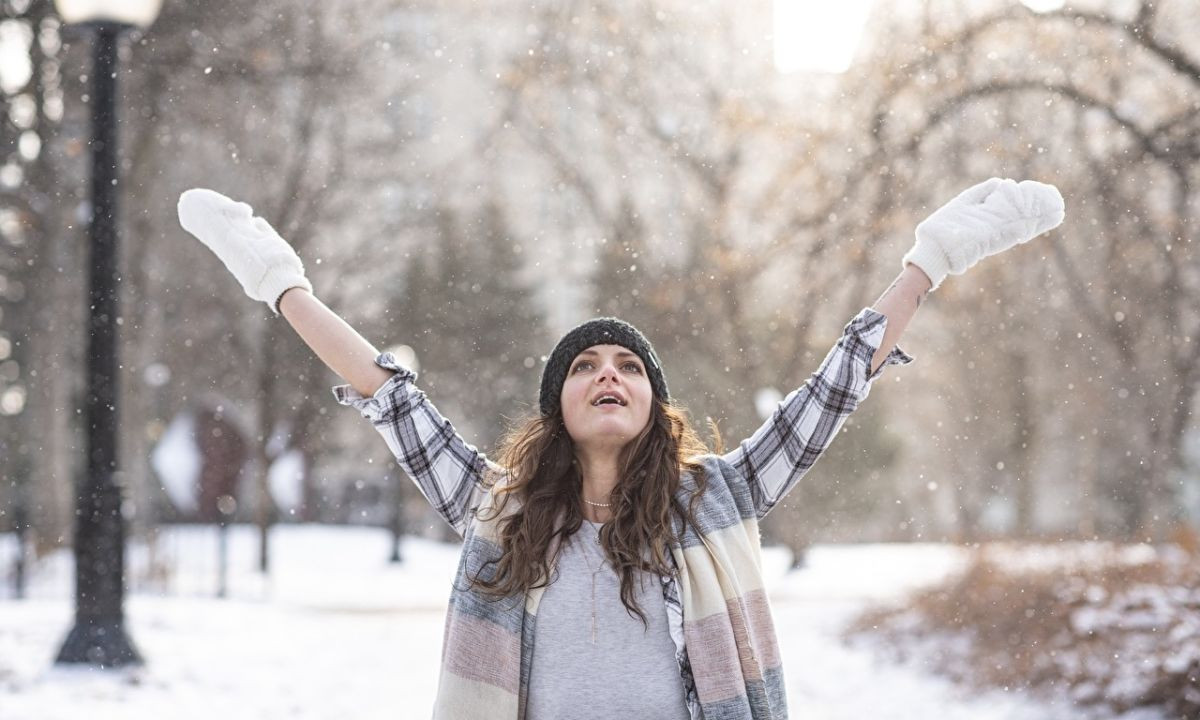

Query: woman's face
[560,344,654,453]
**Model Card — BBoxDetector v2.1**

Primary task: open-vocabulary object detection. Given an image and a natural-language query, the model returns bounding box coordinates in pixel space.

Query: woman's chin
[576,426,637,447]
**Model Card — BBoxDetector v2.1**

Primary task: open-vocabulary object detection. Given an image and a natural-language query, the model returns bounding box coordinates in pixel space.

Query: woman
[177,177,1064,720]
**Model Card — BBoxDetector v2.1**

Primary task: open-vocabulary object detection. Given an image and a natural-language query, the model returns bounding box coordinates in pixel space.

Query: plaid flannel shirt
[334,306,913,719]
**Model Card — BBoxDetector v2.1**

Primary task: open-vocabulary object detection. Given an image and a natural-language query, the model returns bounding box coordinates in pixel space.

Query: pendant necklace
[578,519,608,645]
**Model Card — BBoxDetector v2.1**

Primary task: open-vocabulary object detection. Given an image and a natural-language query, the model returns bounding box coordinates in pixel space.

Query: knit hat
[539,317,669,417]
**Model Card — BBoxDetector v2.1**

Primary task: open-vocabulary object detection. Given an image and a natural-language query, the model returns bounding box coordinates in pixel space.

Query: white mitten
[177,188,313,315]
[902,177,1065,291]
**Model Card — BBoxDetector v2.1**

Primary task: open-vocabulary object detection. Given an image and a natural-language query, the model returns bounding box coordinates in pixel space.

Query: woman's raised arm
[178,188,496,539]
[867,264,932,375]
[278,288,394,398]
[720,178,1064,520]
[870,177,1068,374]
[177,188,394,397]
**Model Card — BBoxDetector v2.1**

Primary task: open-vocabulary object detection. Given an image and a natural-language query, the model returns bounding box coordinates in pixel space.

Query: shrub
[845,543,1200,718]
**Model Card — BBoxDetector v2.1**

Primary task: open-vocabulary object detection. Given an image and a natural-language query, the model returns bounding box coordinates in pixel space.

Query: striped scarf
[431,454,786,720]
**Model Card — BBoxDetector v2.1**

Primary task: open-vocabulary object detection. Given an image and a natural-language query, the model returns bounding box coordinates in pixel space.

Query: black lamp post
[53,0,162,668]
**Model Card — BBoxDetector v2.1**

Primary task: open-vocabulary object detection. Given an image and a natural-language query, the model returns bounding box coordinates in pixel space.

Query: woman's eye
[573,361,592,372]
[623,362,642,373]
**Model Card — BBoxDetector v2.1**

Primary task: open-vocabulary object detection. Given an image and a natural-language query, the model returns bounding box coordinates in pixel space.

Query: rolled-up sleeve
[333,352,501,539]
[720,307,914,520]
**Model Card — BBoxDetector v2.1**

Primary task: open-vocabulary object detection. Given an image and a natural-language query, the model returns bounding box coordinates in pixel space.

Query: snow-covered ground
[0,526,1157,720]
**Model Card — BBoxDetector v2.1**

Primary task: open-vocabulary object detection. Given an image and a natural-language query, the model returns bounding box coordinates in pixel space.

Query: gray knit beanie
[538,317,669,417]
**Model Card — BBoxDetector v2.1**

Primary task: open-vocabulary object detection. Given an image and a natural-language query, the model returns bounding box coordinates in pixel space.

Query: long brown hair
[469,399,719,630]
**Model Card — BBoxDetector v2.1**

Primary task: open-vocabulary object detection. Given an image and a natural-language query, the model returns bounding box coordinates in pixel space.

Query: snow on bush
[844,542,1200,718]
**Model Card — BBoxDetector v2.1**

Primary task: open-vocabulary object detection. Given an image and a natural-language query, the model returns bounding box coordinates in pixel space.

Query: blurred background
[1,0,1199,718]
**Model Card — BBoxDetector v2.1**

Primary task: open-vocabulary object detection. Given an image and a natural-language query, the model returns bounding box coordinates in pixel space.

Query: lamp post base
[54,620,143,668]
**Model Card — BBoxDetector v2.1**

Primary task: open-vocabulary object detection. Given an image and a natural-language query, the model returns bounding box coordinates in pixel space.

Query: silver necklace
[577,520,608,645]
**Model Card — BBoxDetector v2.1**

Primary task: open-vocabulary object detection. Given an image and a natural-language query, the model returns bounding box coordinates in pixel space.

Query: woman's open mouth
[590,391,626,407]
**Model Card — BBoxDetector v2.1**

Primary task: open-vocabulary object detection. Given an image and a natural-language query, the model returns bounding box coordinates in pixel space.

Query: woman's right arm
[280,287,498,539]
[278,287,395,396]
[177,188,495,538]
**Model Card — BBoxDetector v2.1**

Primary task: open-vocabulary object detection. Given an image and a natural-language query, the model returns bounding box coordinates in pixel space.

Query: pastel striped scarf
[432,454,787,720]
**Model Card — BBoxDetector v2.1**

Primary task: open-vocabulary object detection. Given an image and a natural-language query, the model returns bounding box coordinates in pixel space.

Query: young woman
[177,177,1063,720]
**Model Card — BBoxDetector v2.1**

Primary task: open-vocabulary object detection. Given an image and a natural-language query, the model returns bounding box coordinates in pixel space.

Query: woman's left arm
[870,176,1065,373]
[718,177,1063,520]
[868,263,933,375]
[714,269,931,521]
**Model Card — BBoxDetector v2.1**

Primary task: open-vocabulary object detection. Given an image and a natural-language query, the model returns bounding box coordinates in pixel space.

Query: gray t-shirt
[526,519,691,720]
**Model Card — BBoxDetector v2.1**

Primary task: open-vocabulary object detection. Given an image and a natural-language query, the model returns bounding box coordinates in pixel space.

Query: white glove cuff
[260,270,312,316]
[901,240,951,292]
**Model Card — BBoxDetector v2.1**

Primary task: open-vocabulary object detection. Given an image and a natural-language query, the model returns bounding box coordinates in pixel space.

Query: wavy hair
[469,399,720,630]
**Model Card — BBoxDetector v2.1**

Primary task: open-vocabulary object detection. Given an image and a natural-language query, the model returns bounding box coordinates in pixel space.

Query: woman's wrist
[278,285,314,318]
[903,262,934,293]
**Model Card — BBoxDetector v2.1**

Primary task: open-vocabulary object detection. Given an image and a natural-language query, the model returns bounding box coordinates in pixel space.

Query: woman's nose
[595,364,620,383]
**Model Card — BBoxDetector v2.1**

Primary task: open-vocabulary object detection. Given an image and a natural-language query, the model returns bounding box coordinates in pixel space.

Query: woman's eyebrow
[576,350,640,359]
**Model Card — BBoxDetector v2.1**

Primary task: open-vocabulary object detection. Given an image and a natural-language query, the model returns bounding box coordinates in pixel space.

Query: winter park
[2,0,1200,718]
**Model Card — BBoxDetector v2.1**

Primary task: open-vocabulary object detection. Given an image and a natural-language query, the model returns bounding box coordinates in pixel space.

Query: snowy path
[0,527,1136,719]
